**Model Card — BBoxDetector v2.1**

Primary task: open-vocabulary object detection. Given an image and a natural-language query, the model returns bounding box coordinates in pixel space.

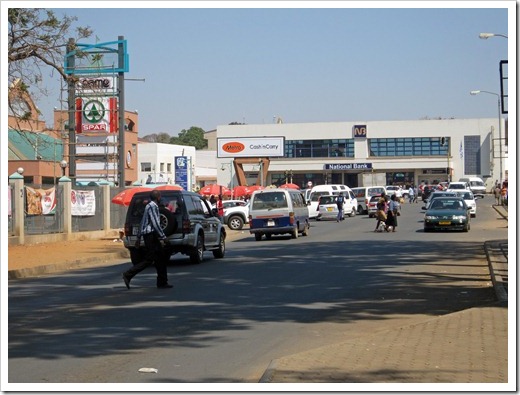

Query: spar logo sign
[83,100,106,124]
[75,97,118,133]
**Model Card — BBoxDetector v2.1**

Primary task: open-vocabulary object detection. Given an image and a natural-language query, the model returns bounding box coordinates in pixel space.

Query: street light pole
[479,32,508,39]
[470,90,503,184]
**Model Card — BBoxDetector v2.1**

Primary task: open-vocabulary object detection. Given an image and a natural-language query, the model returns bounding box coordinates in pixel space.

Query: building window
[369,137,449,157]
[141,162,152,172]
[167,163,172,172]
[463,136,481,175]
[285,139,354,158]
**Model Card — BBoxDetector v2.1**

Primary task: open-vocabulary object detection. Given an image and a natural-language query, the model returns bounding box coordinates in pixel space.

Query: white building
[215,118,506,192]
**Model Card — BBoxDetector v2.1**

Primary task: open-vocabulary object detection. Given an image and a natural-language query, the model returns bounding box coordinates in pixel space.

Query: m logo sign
[353,125,367,138]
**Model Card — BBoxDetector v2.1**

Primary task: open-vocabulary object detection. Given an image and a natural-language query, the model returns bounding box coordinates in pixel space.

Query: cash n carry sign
[217,137,285,158]
[75,97,118,133]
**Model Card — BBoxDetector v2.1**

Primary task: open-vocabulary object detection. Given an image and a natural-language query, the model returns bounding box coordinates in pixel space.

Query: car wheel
[255,233,262,241]
[212,232,226,258]
[302,221,310,236]
[129,248,145,265]
[159,207,177,236]
[291,226,299,239]
[227,215,244,231]
[190,233,204,264]
[463,223,470,232]
[265,233,272,239]
[349,207,356,217]
[357,205,363,215]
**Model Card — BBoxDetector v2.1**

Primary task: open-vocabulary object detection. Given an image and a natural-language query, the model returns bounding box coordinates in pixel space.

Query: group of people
[207,194,224,219]
[493,181,508,206]
[374,193,401,232]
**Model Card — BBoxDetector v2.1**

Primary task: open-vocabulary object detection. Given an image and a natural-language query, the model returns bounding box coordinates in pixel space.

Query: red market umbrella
[154,184,184,191]
[232,185,249,197]
[245,185,264,195]
[111,186,152,206]
[280,183,300,190]
[199,184,231,196]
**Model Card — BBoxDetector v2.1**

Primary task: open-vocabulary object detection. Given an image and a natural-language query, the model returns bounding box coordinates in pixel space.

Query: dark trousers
[125,233,169,286]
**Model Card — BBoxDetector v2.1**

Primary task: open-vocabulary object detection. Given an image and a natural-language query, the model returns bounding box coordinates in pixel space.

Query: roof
[8,128,64,161]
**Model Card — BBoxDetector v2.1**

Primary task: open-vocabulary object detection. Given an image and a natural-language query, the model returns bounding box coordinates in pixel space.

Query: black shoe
[157,284,173,289]
[122,273,131,289]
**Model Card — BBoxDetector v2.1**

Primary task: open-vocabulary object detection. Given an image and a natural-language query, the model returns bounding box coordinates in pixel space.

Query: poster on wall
[25,186,56,215]
[71,190,96,216]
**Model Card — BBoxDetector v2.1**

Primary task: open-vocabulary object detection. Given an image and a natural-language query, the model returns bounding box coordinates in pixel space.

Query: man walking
[122,190,173,289]
[336,192,345,222]
[408,185,415,204]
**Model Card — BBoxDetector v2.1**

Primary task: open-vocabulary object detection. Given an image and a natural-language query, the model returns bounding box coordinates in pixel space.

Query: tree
[141,132,172,143]
[8,8,92,126]
[170,127,208,150]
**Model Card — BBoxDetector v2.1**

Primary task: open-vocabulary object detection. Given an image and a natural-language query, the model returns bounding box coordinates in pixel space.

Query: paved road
[8,195,506,387]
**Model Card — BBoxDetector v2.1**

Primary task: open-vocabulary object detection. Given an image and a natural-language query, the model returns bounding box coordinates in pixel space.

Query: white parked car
[222,200,249,230]
[385,186,404,198]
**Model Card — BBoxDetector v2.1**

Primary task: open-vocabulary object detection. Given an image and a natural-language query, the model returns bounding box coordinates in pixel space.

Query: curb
[7,250,129,280]
[484,239,508,303]
[8,231,250,280]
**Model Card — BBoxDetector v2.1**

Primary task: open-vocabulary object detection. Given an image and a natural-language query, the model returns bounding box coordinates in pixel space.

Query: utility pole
[118,35,126,187]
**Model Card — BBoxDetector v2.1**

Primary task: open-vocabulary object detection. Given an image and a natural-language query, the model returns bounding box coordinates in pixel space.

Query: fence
[8,174,127,246]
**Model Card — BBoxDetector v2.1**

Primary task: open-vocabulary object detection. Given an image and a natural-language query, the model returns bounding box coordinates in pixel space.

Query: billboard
[217,137,285,158]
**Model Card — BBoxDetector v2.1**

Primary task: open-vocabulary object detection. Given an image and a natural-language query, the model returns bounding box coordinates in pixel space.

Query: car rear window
[319,196,335,205]
[252,192,288,209]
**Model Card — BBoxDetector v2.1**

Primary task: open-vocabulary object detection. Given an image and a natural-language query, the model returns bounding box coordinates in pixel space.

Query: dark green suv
[123,190,226,264]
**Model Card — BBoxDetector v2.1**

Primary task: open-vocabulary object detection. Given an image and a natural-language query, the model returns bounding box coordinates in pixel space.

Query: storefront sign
[422,169,448,174]
[325,163,372,170]
[75,76,115,95]
[175,156,188,190]
[75,97,118,133]
[353,124,367,138]
[217,137,285,158]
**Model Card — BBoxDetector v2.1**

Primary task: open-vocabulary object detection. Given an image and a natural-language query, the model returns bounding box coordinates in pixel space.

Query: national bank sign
[325,163,372,170]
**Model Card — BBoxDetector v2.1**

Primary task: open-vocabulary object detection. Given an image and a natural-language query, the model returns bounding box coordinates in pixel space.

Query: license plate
[327,207,333,212]
[439,221,451,225]
[267,220,275,227]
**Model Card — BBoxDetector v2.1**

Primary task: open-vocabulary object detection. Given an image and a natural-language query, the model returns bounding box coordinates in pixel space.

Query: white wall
[215,118,504,191]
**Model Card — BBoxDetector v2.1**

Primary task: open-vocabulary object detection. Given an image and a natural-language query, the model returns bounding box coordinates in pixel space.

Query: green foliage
[170,127,208,150]
[8,8,93,129]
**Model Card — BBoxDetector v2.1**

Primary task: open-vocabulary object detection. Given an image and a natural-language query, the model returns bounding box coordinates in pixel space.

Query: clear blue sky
[36,3,512,136]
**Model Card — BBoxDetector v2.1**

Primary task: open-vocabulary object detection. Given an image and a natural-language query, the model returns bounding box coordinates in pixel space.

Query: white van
[458,177,487,195]
[351,186,387,214]
[248,188,310,241]
[307,184,357,219]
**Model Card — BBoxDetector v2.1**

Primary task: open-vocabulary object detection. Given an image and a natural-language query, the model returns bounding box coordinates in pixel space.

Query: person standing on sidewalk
[122,190,173,289]
[494,185,501,205]
[336,192,345,222]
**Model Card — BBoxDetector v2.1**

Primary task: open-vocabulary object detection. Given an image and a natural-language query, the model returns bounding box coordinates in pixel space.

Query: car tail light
[289,211,295,224]
[182,218,190,233]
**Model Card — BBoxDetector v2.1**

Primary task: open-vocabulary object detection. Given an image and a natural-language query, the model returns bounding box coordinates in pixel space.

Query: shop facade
[215,118,503,192]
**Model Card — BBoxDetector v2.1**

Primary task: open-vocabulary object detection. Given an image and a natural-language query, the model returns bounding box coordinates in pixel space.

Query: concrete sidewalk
[260,204,509,384]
